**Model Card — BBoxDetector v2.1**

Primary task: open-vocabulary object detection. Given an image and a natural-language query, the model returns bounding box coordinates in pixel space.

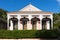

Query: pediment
[19,4,42,11]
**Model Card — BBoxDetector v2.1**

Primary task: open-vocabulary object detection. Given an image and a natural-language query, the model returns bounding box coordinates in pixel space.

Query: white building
[7,4,53,30]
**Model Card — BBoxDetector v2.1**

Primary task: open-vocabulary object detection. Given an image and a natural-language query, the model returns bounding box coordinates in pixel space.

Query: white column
[7,20,9,30]
[18,15,20,30]
[7,15,10,30]
[10,20,13,30]
[50,15,53,29]
[18,15,23,30]
[27,15,32,30]
[39,15,42,30]
[46,21,50,30]
[18,20,20,30]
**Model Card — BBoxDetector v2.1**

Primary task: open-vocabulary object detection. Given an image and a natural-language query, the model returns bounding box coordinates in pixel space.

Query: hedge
[0,30,59,38]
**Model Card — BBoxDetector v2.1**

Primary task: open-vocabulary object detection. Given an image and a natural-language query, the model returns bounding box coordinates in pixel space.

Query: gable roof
[19,4,42,11]
[7,4,53,14]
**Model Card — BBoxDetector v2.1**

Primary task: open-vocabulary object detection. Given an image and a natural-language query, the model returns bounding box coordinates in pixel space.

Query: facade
[7,4,53,30]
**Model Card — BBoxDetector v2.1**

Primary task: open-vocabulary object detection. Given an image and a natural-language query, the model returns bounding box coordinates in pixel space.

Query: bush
[0,30,58,38]
[35,30,58,38]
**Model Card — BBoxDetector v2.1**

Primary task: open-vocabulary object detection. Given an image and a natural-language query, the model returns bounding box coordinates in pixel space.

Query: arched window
[31,17,40,30]
[20,17,29,30]
[42,17,51,30]
[9,17,18,30]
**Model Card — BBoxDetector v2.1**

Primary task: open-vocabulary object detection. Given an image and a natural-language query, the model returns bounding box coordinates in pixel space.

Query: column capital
[29,15,32,20]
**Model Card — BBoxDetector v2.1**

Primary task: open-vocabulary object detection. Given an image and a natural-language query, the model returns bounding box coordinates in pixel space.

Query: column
[46,21,50,30]
[7,15,10,30]
[39,15,42,30]
[51,20,53,29]
[18,15,23,30]
[18,20,20,30]
[27,15,32,30]
[10,20,13,30]
[51,15,53,29]
[18,15,20,30]
[7,20,9,30]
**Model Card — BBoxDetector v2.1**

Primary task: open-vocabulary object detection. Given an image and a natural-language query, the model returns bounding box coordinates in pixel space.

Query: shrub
[0,30,58,38]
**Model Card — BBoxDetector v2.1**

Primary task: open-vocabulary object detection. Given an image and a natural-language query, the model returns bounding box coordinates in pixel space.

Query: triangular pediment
[19,4,42,11]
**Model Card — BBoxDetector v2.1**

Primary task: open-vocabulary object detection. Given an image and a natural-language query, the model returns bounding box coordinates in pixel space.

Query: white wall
[7,13,53,30]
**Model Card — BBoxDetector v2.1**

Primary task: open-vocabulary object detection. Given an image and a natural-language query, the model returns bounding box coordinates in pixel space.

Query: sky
[0,0,60,13]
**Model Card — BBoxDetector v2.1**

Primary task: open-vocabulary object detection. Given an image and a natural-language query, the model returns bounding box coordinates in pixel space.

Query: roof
[7,4,53,14]
[19,4,42,11]
[8,11,53,14]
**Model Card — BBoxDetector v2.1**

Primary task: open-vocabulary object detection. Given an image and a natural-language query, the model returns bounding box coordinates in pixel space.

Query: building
[7,4,53,30]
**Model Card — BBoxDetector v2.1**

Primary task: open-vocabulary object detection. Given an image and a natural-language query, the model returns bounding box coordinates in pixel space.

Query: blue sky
[0,0,60,13]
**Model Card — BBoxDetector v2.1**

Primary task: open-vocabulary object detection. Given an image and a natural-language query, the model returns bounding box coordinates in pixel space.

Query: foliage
[53,13,60,29]
[0,30,58,39]
[0,9,7,20]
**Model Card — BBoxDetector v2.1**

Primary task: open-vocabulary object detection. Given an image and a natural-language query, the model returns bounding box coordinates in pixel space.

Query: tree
[0,9,7,20]
[0,9,7,29]
[53,13,60,29]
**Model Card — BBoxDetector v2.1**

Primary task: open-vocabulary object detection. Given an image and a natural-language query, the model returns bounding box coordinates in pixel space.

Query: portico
[7,4,53,30]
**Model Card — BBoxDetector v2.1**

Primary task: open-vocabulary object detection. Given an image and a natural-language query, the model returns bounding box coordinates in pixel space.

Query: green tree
[53,13,60,29]
[0,9,7,20]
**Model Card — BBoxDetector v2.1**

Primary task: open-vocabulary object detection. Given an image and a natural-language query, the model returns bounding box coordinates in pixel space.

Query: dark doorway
[31,17,40,30]
[42,17,51,30]
[20,17,29,30]
[9,17,18,30]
